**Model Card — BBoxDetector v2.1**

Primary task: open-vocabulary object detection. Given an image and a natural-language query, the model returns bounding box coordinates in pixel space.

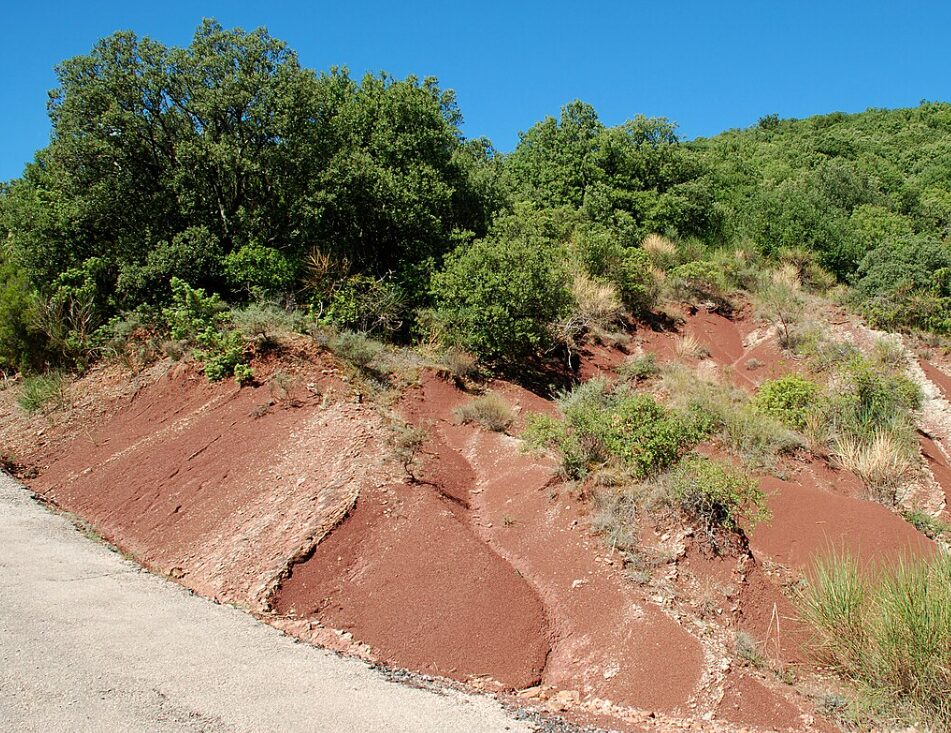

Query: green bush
[162,278,251,383]
[320,274,405,336]
[525,379,706,479]
[223,242,297,300]
[752,375,820,430]
[0,257,44,373]
[854,235,951,333]
[431,234,570,363]
[327,330,386,372]
[799,553,951,729]
[668,455,770,534]
[617,248,659,313]
[667,260,729,307]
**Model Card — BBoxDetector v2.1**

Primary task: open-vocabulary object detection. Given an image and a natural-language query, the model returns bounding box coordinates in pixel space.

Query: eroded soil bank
[4,309,948,732]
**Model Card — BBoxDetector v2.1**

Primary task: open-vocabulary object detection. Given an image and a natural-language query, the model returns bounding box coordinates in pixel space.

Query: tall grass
[800,552,951,729]
[454,392,514,432]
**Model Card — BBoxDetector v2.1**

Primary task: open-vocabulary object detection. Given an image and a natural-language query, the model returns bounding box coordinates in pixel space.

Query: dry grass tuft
[454,392,514,432]
[833,431,914,504]
[641,233,678,263]
[571,274,625,331]
[676,333,710,360]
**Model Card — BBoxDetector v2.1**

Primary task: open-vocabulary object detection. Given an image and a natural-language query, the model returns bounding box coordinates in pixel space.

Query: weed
[17,373,65,413]
[735,630,766,668]
[454,392,514,432]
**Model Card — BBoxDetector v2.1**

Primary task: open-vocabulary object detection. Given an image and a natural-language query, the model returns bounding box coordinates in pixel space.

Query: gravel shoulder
[0,472,534,733]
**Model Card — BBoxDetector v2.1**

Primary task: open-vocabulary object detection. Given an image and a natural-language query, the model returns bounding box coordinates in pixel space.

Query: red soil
[272,481,549,688]
[716,673,810,732]
[919,435,951,517]
[395,374,706,712]
[24,358,394,609]
[750,473,934,572]
[920,359,951,401]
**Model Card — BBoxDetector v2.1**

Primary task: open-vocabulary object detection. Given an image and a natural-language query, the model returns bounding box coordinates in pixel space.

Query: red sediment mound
[717,673,813,732]
[920,359,951,401]
[920,435,951,516]
[750,474,935,572]
[684,310,748,366]
[272,481,549,689]
[397,373,705,712]
[28,361,393,608]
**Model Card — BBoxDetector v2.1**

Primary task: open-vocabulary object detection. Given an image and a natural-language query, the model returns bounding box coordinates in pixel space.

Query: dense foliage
[2,21,950,373]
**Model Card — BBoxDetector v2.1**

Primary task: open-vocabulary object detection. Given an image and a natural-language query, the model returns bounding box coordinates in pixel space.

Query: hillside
[2,19,951,733]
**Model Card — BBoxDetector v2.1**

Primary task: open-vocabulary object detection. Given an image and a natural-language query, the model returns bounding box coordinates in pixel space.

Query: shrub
[667,260,730,308]
[753,269,805,347]
[527,379,706,479]
[232,303,302,346]
[439,348,479,383]
[18,373,65,413]
[799,553,951,729]
[752,375,820,430]
[660,364,802,468]
[617,248,660,314]
[617,352,660,382]
[668,455,770,535]
[223,242,297,300]
[454,392,514,432]
[327,331,386,372]
[162,278,251,383]
[320,274,406,336]
[431,234,571,363]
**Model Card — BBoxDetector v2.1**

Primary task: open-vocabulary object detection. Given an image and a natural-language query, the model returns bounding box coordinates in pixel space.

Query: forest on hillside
[2,20,950,376]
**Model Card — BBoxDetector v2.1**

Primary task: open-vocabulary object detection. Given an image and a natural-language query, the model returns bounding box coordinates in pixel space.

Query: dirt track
[0,473,535,733]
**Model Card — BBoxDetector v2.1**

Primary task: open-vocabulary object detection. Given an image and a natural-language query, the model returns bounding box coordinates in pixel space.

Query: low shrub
[617,352,660,382]
[439,348,479,383]
[901,509,951,539]
[162,278,252,383]
[17,373,65,413]
[454,392,514,432]
[667,260,730,308]
[667,455,770,536]
[752,375,821,430]
[799,552,951,729]
[327,331,386,372]
[525,379,706,479]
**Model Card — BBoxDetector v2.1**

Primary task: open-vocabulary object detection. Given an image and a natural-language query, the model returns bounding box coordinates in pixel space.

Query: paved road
[0,473,534,732]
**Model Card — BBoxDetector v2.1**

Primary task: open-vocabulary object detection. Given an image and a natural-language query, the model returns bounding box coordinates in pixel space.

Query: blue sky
[2,1,950,181]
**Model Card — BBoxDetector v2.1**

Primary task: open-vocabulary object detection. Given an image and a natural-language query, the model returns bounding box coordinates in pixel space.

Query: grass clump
[799,552,951,730]
[17,373,66,413]
[439,347,479,384]
[667,455,770,537]
[833,431,915,504]
[617,352,660,382]
[454,392,514,432]
[524,378,706,480]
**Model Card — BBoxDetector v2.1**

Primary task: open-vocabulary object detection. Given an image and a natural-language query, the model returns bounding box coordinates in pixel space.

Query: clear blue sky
[2,1,950,181]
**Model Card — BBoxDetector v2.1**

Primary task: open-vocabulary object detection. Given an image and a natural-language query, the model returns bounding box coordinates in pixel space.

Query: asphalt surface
[0,473,535,732]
